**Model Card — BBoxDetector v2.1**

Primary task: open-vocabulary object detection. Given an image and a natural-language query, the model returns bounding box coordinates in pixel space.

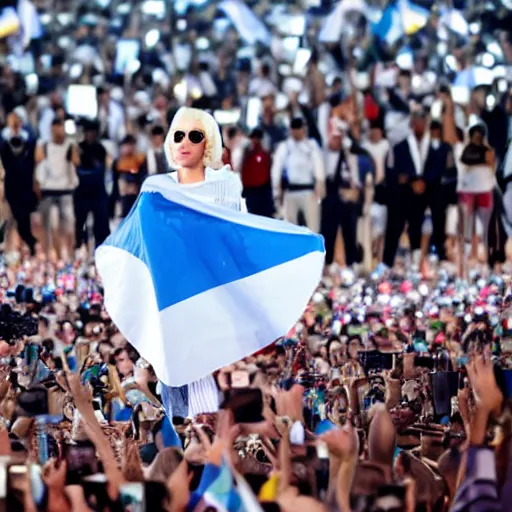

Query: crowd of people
[1,0,512,510]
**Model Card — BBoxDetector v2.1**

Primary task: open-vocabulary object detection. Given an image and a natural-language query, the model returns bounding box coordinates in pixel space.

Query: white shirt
[363,139,390,184]
[168,166,244,211]
[271,137,325,195]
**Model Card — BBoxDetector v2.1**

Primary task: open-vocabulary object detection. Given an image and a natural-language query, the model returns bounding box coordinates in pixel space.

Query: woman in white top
[159,106,244,419]
[457,122,496,273]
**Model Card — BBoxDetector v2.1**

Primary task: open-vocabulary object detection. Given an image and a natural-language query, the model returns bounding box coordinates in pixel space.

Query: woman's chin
[175,158,202,169]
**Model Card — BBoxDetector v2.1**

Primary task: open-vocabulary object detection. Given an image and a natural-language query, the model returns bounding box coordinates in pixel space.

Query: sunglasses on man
[173,130,205,144]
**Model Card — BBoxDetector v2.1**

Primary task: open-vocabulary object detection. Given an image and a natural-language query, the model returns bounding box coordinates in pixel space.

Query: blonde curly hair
[164,107,223,170]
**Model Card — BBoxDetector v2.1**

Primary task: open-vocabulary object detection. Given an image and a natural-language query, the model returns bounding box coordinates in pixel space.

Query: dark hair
[51,118,64,127]
[151,125,165,137]
[430,120,443,132]
[0,305,38,343]
[120,134,137,146]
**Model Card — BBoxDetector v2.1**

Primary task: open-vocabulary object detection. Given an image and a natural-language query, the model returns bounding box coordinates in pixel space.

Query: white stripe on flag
[97,245,323,386]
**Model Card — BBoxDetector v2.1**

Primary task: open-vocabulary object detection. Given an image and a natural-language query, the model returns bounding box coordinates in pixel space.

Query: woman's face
[471,129,484,145]
[348,338,360,359]
[171,117,206,169]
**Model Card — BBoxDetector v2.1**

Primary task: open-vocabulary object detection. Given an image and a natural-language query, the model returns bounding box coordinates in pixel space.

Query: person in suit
[421,120,456,262]
[382,111,429,269]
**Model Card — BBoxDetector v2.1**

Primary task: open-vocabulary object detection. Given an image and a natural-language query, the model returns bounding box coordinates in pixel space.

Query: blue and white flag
[95,176,324,387]
[371,1,403,47]
[218,0,271,46]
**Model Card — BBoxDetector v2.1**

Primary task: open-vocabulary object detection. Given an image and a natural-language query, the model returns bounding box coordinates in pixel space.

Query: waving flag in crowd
[95,175,325,387]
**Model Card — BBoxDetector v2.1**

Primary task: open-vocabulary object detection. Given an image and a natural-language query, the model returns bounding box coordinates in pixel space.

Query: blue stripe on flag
[104,191,324,310]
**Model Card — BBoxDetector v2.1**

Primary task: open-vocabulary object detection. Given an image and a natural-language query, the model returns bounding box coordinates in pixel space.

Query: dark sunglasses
[173,130,205,144]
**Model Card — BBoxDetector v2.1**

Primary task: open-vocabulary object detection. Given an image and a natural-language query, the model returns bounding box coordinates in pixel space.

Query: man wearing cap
[271,117,325,232]
[75,120,111,251]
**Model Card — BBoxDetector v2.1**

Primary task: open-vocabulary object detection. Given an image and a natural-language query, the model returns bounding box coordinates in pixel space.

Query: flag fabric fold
[95,174,324,386]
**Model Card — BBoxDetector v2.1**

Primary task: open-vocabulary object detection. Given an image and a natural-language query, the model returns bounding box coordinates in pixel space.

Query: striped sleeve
[451,446,502,512]
[188,375,220,417]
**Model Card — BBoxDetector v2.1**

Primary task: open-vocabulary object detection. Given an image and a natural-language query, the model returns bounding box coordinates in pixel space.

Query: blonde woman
[155,107,245,419]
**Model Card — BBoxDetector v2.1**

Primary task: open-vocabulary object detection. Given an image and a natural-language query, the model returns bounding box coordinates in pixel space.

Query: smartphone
[230,370,250,389]
[66,85,98,119]
[29,464,47,512]
[82,474,110,511]
[63,441,99,485]
[119,482,145,512]
[7,463,27,510]
[220,389,264,423]
[414,355,435,369]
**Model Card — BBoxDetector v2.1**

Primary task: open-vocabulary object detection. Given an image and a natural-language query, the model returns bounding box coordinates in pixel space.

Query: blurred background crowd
[2,0,512,510]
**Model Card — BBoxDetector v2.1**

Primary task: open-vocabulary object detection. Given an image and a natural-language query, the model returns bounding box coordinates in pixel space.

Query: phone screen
[120,482,145,512]
[64,442,99,485]
[221,389,264,423]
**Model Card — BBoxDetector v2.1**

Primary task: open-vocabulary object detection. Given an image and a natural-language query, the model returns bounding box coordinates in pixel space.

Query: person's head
[113,347,134,377]
[54,107,66,121]
[50,92,63,109]
[290,117,306,142]
[249,128,264,148]
[369,121,384,143]
[6,112,23,134]
[398,69,412,90]
[430,120,443,141]
[97,86,110,105]
[471,85,488,111]
[164,107,223,170]
[411,111,427,139]
[51,119,65,143]
[83,120,100,143]
[119,134,137,156]
[331,77,343,94]
[147,447,183,482]
[347,335,362,360]
[98,340,114,363]
[327,338,345,367]
[151,125,165,149]
[468,123,486,145]
[261,93,275,114]
[260,62,271,78]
